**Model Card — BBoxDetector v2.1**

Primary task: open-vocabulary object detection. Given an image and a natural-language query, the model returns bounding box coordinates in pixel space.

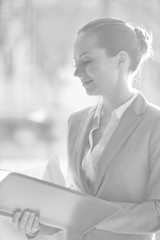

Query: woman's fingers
[32,216,40,233]
[12,209,22,228]
[25,211,36,233]
[26,212,40,234]
[19,210,30,231]
[12,209,40,234]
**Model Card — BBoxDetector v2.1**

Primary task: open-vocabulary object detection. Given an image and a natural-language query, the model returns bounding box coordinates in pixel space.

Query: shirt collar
[94,90,139,126]
[114,91,138,120]
[92,97,103,129]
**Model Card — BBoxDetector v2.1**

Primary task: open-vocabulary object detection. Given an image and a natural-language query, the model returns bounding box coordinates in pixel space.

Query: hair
[78,18,153,72]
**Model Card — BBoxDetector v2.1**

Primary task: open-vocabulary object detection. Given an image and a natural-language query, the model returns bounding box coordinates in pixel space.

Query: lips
[82,80,93,86]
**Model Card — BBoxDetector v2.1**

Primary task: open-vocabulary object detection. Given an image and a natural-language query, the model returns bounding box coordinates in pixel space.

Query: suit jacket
[67,93,160,240]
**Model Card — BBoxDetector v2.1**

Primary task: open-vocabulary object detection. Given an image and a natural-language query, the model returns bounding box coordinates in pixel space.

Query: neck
[102,88,135,117]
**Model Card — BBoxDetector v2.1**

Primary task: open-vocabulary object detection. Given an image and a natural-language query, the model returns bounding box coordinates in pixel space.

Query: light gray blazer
[67,93,160,240]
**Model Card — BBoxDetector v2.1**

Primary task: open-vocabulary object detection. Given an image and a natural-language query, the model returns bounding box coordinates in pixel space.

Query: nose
[74,64,85,78]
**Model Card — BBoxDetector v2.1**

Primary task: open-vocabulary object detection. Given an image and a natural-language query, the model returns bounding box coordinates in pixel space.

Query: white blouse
[81,93,138,185]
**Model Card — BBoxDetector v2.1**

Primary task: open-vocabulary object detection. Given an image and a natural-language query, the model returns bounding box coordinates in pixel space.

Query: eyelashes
[83,60,91,65]
[74,60,92,68]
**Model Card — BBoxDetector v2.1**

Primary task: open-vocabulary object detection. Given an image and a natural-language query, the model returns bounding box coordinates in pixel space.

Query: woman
[13,18,160,240]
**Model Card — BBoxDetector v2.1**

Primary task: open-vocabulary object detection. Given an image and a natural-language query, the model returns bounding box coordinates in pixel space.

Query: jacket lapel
[73,106,96,193]
[94,93,148,195]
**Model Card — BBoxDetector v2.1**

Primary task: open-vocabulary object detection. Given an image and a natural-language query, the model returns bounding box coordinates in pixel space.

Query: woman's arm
[96,200,160,234]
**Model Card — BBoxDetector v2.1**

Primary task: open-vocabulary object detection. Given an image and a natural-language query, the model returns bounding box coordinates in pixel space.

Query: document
[0,172,120,236]
[0,161,65,240]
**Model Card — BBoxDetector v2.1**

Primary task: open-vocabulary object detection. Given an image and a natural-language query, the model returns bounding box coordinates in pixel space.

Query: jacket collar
[73,92,148,195]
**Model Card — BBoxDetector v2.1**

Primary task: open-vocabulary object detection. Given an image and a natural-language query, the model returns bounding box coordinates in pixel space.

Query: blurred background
[0,0,159,239]
[0,0,159,175]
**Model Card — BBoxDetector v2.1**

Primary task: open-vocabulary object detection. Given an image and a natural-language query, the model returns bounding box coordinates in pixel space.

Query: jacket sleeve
[96,118,160,234]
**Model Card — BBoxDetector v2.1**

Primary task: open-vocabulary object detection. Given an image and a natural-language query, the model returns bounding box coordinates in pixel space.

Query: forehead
[73,32,100,58]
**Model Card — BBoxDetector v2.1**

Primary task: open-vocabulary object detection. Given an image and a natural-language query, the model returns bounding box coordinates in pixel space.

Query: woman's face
[73,32,120,98]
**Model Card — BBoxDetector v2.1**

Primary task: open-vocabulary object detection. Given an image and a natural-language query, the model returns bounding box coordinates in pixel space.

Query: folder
[0,172,120,236]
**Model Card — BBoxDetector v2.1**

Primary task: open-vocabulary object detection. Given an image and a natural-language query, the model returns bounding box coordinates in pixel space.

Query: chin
[85,89,100,96]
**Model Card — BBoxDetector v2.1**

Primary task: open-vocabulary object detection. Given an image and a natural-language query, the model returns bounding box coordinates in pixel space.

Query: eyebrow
[73,52,91,60]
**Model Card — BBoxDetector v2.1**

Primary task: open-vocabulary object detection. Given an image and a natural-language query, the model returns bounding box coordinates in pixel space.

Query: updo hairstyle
[78,18,152,72]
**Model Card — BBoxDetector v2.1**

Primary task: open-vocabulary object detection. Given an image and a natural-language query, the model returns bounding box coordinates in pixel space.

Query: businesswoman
[13,18,160,240]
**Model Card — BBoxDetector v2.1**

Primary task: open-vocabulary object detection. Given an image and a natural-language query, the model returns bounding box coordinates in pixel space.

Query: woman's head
[73,18,152,99]
[77,18,152,72]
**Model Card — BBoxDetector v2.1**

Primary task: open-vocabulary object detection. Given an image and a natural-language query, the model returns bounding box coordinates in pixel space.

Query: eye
[82,60,91,65]
[83,60,91,64]
[73,59,92,68]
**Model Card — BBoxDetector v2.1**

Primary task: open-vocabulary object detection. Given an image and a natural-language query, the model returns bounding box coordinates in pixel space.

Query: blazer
[67,93,160,240]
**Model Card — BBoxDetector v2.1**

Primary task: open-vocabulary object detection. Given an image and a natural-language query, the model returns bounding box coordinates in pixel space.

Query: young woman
[13,18,160,240]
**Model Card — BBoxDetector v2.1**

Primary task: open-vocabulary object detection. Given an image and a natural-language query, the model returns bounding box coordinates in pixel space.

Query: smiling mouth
[82,80,93,86]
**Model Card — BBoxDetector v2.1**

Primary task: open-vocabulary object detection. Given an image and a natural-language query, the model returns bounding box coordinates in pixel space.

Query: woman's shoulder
[144,101,160,130]
[69,105,96,122]
[147,101,160,118]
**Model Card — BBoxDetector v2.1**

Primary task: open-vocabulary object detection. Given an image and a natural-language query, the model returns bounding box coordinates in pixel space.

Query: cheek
[102,65,117,80]
[86,63,116,81]
[86,65,103,77]
[85,65,95,75]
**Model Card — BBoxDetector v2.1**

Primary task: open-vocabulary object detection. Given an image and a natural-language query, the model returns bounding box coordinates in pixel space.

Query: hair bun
[134,27,152,59]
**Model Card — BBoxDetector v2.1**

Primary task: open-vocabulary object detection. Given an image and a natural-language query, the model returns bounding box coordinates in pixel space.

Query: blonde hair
[78,18,153,72]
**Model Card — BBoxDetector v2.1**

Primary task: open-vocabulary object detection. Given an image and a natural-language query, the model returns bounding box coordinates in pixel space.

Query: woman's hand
[12,209,40,237]
[12,209,61,238]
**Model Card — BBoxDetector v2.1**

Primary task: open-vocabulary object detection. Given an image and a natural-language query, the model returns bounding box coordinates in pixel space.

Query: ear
[116,51,130,69]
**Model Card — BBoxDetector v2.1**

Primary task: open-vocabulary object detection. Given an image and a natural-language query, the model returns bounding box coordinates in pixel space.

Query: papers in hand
[0,156,66,185]
[0,156,65,240]
[0,172,120,235]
